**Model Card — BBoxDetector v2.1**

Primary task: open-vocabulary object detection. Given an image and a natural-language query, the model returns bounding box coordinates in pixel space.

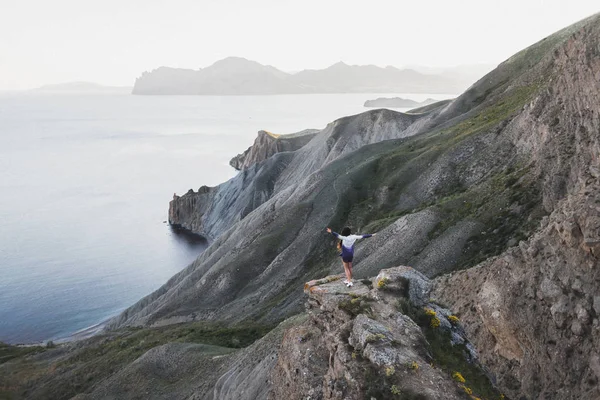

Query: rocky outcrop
[364,97,438,108]
[229,129,318,171]
[168,186,215,236]
[269,267,494,399]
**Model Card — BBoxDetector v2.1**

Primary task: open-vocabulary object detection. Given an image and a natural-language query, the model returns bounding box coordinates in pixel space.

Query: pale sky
[0,0,598,90]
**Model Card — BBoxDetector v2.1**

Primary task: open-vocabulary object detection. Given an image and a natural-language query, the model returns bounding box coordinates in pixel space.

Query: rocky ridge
[269,266,495,400]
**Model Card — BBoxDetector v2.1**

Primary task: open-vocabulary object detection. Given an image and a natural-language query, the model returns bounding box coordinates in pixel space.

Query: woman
[326,226,376,287]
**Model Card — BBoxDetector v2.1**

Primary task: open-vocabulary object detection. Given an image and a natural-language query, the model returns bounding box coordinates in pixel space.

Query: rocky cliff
[3,13,600,400]
[431,20,600,399]
[166,108,432,241]
[229,129,319,171]
[269,267,498,400]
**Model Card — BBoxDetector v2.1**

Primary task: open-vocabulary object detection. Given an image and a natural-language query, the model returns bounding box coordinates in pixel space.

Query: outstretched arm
[352,233,376,240]
[326,227,340,238]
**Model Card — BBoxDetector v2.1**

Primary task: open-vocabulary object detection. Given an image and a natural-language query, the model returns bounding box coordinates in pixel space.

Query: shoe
[343,279,349,284]
[346,281,353,287]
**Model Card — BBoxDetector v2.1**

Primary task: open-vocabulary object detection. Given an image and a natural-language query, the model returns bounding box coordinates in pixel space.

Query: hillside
[132,57,478,95]
[1,13,599,400]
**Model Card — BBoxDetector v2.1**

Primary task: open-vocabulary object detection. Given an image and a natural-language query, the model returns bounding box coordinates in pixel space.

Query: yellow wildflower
[424,308,436,317]
[452,371,466,383]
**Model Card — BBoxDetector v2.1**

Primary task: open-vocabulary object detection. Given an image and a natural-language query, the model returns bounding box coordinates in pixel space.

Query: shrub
[385,365,395,376]
[377,277,390,289]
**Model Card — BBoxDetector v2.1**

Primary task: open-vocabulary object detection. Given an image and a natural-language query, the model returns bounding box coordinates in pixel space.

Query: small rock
[575,303,590,324]
[550,296,570,328]
[571,320,585,336]
[539,278,561,300]
[571,278,583,292]
[593,296,600,315]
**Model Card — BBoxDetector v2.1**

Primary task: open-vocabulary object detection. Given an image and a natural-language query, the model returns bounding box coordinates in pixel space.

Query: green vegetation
[363,363,428,400]
[327,83,544,275]
[396,301,500,399]
[0,321,274,400]
[339,296,374,317]
[0,342,45,365]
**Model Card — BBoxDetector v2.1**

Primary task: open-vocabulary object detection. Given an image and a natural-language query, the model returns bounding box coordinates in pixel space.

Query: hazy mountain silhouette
[132,57,487,95]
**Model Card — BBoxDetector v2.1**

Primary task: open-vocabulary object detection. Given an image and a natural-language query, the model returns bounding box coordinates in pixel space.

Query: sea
[0,92,455,344]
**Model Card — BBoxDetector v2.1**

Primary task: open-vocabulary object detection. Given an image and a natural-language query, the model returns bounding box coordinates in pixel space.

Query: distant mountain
[364,97,439,108]
[132,57,483,95]
[132,57,299,95]
[33,82,131,94]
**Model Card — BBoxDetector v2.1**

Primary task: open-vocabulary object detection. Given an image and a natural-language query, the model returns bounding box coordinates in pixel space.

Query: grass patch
[363,363,428,399]
[0,342,45,365]
[3,321,274,400]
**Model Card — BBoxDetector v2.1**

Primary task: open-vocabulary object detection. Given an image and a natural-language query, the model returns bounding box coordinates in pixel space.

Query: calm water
[0,92,454,344]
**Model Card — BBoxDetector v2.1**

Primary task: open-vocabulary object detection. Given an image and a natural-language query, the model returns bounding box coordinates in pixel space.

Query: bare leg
[347,261,353,281]
[342,261,351,282]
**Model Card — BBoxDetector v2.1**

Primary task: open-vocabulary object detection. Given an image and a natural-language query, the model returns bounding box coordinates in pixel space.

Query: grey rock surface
[269,267,484,399]
[229,129,318,171]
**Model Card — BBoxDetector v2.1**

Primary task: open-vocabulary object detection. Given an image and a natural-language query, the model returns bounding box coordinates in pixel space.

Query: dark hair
[337,227,352,250]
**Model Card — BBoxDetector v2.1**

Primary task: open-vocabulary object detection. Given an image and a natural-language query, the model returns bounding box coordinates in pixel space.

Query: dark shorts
[341,254,353,263]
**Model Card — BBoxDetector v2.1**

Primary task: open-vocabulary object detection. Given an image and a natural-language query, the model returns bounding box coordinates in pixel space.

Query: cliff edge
[229,129,319,171]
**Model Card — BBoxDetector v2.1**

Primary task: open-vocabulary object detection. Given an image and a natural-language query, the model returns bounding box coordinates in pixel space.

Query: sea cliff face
[166,108,434,241]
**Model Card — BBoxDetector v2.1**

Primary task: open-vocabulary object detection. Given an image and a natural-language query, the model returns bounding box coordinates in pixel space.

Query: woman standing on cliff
[326,227,376,287]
